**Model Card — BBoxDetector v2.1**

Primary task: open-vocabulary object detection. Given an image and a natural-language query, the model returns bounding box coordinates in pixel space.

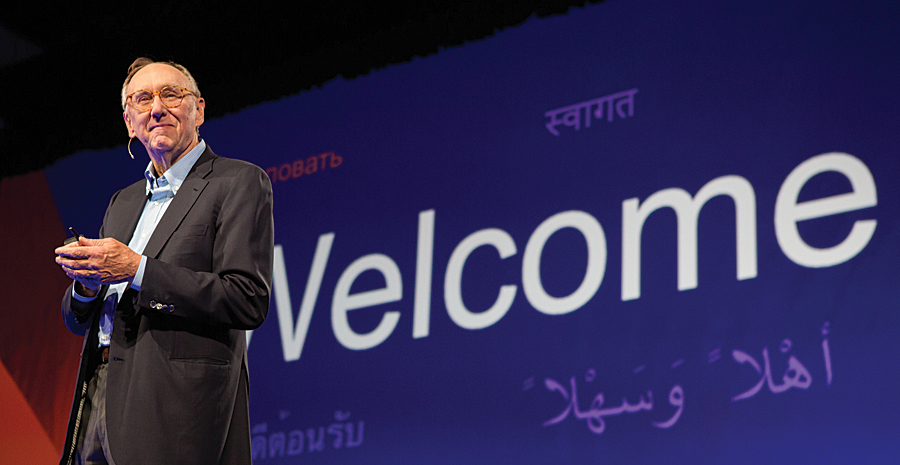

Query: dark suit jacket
[60,145,274,465]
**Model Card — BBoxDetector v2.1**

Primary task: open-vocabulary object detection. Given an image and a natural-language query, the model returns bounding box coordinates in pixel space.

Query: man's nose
[150,94,167,119]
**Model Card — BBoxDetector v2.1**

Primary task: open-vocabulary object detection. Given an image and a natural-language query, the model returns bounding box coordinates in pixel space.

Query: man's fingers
[55,245,91,258]
[78,236,101,246]
[55,245,79,257]
[57,255,78,267]
[54,236,95,255]
[57,256,96,270]
[63,267,80,280]
[56,237,136,284]
[63,266,97,280]
[63,268,101,290]
[54,236,99,254]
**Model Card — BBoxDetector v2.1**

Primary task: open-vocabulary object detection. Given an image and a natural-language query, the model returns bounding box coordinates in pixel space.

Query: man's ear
[195,97,205,128]
[123,111,136,138]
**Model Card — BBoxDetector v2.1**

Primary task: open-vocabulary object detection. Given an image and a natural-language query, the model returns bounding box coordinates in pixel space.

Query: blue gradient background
[46,0,900,463]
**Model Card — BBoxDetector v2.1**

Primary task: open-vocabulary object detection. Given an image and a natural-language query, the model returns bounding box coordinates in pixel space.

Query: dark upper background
[0,0,602,179]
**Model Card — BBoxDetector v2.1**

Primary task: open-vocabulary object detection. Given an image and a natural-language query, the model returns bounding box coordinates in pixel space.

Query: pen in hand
[63,227,83,246]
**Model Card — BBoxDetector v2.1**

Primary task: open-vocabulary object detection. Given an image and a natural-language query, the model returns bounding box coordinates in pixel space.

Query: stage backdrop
[38,0,900,463]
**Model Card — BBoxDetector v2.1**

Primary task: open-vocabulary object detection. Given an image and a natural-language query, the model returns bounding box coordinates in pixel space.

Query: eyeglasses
[126,85,195,112]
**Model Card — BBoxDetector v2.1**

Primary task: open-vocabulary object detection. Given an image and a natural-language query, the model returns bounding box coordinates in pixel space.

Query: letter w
[272,233,335,362]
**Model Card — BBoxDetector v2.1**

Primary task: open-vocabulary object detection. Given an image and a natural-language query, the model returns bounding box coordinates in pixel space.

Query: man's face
[123,63,205,163]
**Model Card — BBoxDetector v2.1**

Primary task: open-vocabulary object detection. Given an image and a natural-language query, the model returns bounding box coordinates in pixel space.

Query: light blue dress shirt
[73,140,207,347]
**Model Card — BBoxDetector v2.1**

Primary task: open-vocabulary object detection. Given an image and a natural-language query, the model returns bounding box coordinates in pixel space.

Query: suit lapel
[141,147,215,259]
[106,184,147,244]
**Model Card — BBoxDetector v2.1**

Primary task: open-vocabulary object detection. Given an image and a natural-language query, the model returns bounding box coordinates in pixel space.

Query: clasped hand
[55,236,141,294]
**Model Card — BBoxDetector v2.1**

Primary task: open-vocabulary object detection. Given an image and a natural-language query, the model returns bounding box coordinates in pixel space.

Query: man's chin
[147,139,177,155]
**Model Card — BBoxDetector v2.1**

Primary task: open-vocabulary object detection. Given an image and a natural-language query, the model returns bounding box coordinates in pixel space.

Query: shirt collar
[144,139,207,198]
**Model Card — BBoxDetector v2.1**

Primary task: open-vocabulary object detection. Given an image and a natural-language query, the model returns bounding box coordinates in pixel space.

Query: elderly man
[54,58,274,465]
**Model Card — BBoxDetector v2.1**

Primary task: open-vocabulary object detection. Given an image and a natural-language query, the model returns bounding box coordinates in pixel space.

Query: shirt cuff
[129,255,147,291]
[72,283,99,302]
